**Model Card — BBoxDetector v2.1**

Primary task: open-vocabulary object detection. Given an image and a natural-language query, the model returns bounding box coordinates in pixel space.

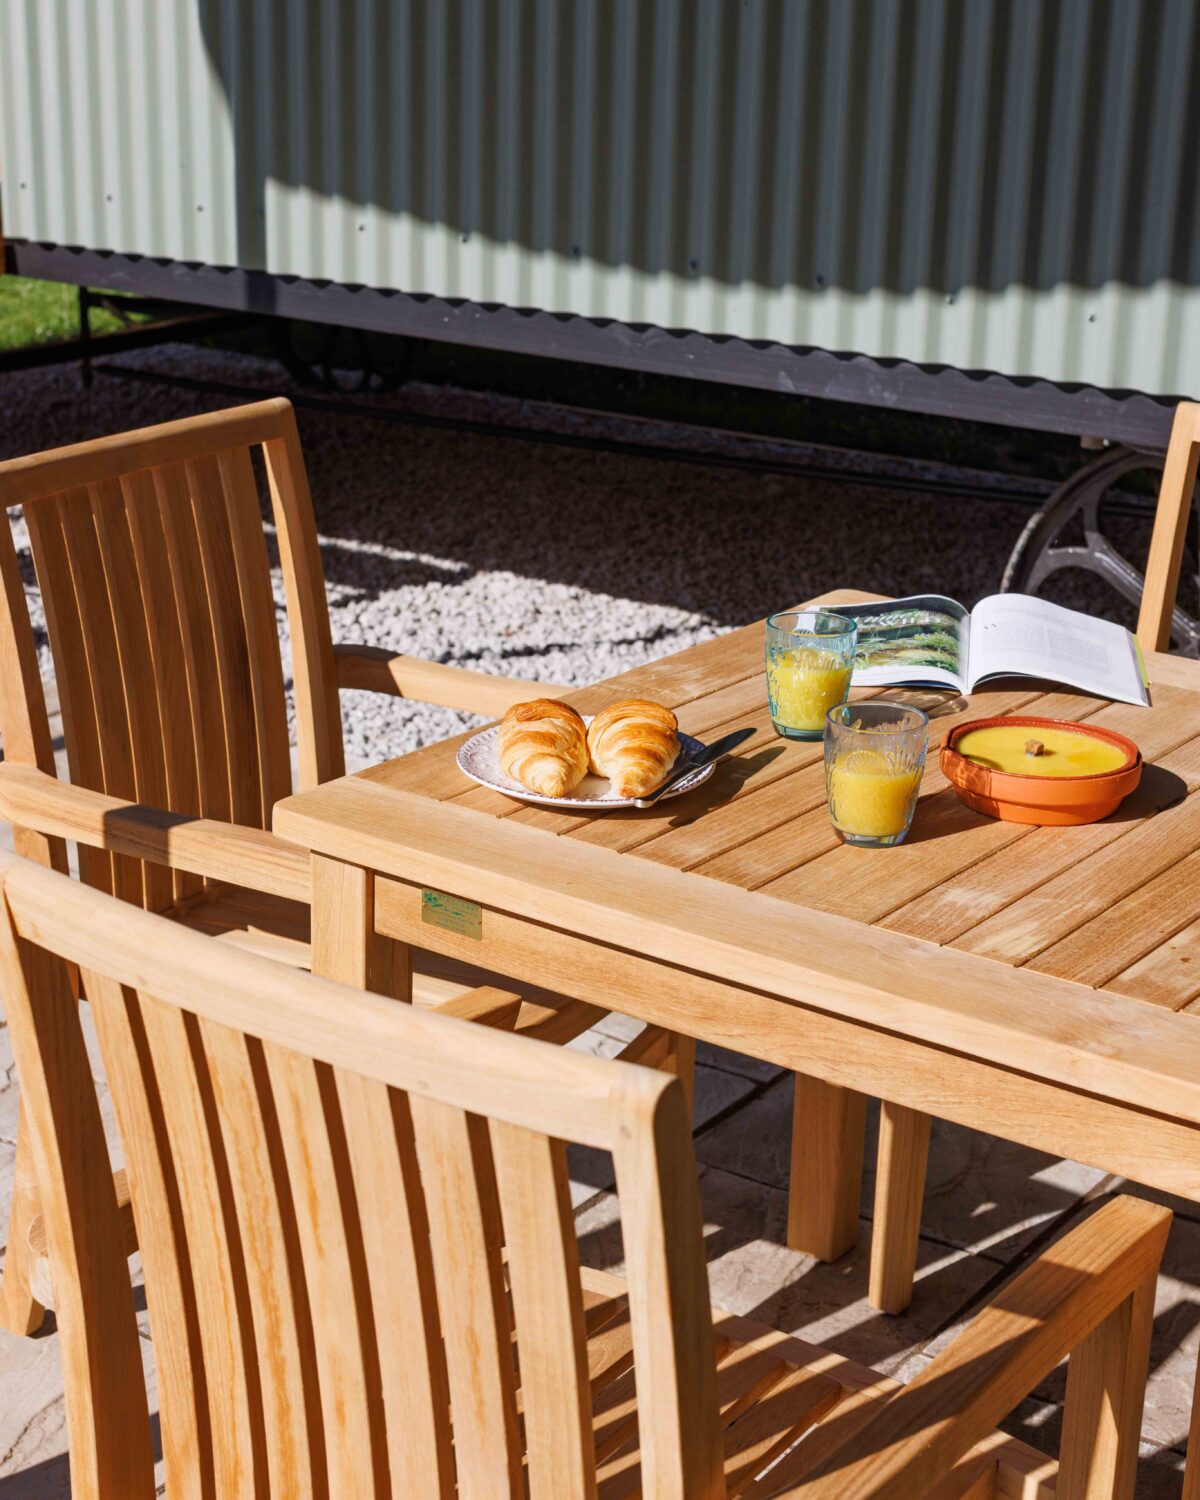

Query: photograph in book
[835,594,1150,707]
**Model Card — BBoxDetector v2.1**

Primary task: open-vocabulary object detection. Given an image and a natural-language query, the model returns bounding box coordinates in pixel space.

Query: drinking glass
[824,702,928,847]
[765,610,857,741]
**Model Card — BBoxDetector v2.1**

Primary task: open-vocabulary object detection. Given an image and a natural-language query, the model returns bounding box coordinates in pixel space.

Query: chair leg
[0,1102,47,1335]
[1057,1270,1156,1500]
[869,1101,931,1314]
[787,1074,867,1261]
[664,1033,697,1123]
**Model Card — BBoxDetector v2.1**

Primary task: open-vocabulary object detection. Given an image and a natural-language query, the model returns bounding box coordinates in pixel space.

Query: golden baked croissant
[498,699,589,798]
[587,700,680,798]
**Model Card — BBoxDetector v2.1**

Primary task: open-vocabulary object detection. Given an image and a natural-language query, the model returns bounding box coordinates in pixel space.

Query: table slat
[955,791,1200,965]
[1026,850,1200,992]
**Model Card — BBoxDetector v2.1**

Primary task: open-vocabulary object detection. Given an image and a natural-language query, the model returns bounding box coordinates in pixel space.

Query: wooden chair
[0,852,1172,1500]
[0,398,678,1336]
[866,399,1200,1320]
[1138,400,1200,652]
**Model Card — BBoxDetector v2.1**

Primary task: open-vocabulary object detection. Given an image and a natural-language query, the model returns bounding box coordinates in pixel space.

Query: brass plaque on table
[421,889,483,941]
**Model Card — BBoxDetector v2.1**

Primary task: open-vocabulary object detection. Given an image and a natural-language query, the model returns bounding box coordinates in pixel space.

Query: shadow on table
[659,746,788,826]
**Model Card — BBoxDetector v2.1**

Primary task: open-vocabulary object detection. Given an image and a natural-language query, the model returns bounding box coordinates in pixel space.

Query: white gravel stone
[1,341,1038,765]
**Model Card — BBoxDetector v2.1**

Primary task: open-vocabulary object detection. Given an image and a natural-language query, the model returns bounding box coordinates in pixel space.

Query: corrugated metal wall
[4,0,1199,396]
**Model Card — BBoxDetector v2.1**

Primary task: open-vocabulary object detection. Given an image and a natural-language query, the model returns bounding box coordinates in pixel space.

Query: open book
[837,594,1149,706]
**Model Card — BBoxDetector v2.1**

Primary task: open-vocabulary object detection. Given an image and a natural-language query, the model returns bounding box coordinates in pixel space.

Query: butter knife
[633,726,756,807]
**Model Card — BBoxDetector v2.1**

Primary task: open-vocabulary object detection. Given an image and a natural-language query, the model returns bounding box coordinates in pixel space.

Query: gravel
[1,342,1041,763]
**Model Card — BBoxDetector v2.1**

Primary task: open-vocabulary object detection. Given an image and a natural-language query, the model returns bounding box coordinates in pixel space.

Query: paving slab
[695,1077,1109,1262]
[576,1164,1004,1377]
[566,1019,760,1207]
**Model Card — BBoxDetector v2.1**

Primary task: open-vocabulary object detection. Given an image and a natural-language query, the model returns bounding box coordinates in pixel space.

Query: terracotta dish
[941,715,1142,826]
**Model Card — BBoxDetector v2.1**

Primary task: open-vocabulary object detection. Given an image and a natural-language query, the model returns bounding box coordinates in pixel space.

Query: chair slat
[136,991,267,1498]
[612,1079,724,1500]
[121,470,204,901]
[0,940,153,1497]
[56,492,144,905]
[410,1094,524,1499]
[263,1045,386,1498]
[492,1123,595,1500]
[185,455,263,829]
[199,1018,325,1500]
[0,514,71,874]
[155,462,233,824]
[261,426,343,789]
[216,446,292,823]
[335,1069,455,1496]
[87,478,174,911]
[0,514,58,775]
[81,969,214,1500]
[24,496,115,894]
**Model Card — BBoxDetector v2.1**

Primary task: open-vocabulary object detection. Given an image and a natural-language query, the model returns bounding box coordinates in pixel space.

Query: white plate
[456,719,715,809]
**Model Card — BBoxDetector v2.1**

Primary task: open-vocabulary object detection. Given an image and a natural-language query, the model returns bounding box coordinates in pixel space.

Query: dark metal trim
[6,240,1179,448]
[0,306,251,374]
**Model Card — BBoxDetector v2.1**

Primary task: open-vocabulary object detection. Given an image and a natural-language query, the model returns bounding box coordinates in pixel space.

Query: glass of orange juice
[765,610,857,740]
[825,702,927,846]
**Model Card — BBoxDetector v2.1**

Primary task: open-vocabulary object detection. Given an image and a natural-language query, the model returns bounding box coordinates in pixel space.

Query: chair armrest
[333,643,570,717]
[773,1196,1171,1497]
[0,764,311,904]
[428,985,523,1030]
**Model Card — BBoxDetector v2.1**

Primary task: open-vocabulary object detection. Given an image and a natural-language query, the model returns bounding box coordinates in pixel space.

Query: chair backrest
[0,399,344,908]
[1138,399,1200,652]
[0,852,724,1500]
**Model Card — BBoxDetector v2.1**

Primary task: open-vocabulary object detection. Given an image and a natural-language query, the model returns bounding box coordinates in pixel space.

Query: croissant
[587,700,680,798]
[498,699,589,798]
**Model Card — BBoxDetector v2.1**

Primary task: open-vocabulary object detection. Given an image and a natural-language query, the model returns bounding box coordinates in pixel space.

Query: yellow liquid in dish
[828,750,922,837]
[768,648,853,732]
[956,724,1127,777]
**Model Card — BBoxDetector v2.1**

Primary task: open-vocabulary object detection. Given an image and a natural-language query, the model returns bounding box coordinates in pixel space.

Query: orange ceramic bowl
[940,715,1142,826]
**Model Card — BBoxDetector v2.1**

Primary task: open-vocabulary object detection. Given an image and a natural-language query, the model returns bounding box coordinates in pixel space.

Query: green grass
[0,275,149,351]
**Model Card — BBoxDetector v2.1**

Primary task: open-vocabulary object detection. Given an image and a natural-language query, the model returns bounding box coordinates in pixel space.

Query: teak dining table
[275,588,1200,1486]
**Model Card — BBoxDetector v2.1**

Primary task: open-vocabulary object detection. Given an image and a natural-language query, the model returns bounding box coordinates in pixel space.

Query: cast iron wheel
[1001,444,1200,656]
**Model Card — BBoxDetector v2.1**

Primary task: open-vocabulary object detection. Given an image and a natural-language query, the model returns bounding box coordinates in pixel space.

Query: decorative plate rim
[455,718,716,809]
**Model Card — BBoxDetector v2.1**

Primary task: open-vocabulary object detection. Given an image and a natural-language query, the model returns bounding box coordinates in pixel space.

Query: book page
[967,594,1148,704]
[841,596,970,692]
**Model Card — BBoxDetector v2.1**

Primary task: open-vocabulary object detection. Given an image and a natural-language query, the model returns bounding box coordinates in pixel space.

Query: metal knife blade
[633,726,757,807]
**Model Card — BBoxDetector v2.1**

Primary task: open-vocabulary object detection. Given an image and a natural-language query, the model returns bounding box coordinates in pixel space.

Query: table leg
[869,1101,931,1314]
[310,854,411,999]
[787,1074,867,1261]
[664,1033,697,1123]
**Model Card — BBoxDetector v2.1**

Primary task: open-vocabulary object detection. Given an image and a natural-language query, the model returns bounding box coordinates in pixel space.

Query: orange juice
[767,648,853,734]
[828,749,922,838]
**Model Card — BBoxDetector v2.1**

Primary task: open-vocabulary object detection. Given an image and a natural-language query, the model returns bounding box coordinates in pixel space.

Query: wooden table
[275,590,1200,1479]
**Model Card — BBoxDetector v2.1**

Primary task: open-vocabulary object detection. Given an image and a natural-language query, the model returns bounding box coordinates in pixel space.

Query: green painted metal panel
[3,0,1199,397]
